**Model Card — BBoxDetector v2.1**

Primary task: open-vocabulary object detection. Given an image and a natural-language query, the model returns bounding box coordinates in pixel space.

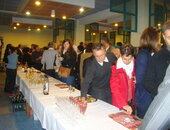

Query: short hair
[140,27,160,52]
[162,21,170,34]
[92,43,105,51]
[48,42,54,48]
[101,38,110,44]
[11,47,17,53]
[120,44,134,56]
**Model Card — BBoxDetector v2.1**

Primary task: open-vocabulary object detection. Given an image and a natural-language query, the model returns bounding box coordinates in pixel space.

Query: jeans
[61,76,75,86]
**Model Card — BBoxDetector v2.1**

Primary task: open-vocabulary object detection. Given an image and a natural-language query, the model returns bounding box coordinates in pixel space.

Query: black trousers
[4,68,17,93]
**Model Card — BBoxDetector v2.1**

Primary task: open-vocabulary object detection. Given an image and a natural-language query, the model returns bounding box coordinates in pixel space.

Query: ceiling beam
[78,9,122,25]
[12,17,52,25]
[47,0,95,8]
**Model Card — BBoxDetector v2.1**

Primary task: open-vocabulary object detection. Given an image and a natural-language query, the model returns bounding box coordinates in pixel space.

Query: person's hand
[122,105,132,114]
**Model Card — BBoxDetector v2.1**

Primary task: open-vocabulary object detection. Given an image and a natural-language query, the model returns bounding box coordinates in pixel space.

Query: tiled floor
[0,72,43,130]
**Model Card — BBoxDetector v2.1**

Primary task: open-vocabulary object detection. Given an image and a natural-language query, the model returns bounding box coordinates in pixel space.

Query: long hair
[140,27,160,52]
[61,39,75,57]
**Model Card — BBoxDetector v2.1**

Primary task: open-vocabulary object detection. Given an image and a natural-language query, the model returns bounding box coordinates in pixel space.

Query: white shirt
[98,57,109,66]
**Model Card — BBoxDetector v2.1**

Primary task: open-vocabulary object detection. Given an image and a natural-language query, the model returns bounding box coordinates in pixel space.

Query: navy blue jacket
[135,49,153,117]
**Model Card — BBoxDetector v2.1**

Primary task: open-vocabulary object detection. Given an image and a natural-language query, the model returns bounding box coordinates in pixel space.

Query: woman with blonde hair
[135,27,161,118]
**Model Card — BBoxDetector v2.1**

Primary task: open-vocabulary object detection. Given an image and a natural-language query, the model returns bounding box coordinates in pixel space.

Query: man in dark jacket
[144,21,170,98]
[81,43,117,104]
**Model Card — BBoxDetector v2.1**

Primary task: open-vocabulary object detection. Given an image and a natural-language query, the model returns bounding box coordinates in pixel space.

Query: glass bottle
[43,75,49,95]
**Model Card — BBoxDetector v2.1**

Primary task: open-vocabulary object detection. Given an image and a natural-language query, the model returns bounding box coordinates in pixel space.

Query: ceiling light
[13,26,17,29]
[62,16,67,19]
[114,23,118,27]
[51,10,55,18]
[157,23,161,27]
[92,33,96,35]
[16,23,20,26]
[86,29,89,32]
[43,25,47,28]
[79,7,84,13]
[26,11,31,16]
[28,27,31,31]
[37,28,40,31]
[35,1,41,6]
[104,31,107,33]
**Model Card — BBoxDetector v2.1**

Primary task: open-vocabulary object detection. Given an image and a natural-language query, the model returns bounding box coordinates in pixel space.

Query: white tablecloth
[16,70,128,130]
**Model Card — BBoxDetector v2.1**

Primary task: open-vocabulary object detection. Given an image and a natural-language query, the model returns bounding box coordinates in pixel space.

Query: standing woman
[110,44,135,114]
[135,27,161,118]
[60,39,77,85]
[4,47,18,95]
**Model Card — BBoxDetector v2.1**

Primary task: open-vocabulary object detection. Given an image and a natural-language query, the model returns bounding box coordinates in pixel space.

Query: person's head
[116,42,123,47]
[101,38,110,48]
[35,45,40,52]
[92,43,106,63]
[140,27,160,52]
[48,42,54,48]
[86,43,93,53]
[120,44,134,65]
[10,47,17,54]
[162,21,170,47]
[18,44,24,50]
[62,39,74,52]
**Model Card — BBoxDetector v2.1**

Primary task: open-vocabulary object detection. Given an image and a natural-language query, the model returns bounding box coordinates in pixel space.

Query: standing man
[144,21,170,98]
[17,44,24,64]
[81,43,117,104]
[41,42,60,78]
[101,38,120,58]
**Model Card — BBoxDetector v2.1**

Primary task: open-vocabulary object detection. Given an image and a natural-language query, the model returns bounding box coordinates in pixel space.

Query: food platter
[86,96,97,103]
[55,83,69,89]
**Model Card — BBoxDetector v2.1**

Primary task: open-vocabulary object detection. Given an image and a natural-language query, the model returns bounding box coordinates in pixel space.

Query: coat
[110,65,135,108]
[135,49,153,118]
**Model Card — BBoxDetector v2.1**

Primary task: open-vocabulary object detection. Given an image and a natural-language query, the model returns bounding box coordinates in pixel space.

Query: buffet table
[16,69,128,130]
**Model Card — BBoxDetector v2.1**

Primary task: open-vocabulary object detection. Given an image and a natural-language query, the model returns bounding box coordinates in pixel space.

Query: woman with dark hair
[3,44,12,64]
[135,27,161,118]
[59,39,77,85]
[110,44,135,114]
[4,47,18,95]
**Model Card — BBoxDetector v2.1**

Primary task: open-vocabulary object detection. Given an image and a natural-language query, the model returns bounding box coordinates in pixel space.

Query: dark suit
[81,53,117,104]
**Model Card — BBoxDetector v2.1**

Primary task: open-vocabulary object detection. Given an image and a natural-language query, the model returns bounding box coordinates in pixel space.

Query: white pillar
[74,20,85,45]
[131,0,149,47]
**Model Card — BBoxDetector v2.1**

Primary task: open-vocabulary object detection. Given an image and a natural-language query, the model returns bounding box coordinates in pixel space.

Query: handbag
[58,66,71,78]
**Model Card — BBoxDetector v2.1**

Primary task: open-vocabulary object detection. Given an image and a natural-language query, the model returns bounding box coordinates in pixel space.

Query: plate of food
[86,96,97,103]
[55,83,69,89]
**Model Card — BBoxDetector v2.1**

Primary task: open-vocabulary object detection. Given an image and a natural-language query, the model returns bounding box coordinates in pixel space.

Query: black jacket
[81,52,117,103]
[61,50,77,76]
[144,48,170,97]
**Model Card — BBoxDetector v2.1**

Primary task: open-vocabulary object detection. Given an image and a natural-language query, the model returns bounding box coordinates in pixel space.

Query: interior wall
[0,25,53,59]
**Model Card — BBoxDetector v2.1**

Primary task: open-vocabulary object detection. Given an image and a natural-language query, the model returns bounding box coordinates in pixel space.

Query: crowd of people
[2,21,170,129]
